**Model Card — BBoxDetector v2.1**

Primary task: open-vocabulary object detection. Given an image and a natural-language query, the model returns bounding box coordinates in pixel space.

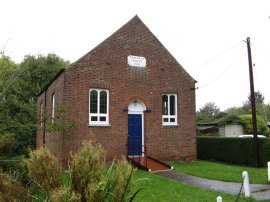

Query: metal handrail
[128,140,147,168]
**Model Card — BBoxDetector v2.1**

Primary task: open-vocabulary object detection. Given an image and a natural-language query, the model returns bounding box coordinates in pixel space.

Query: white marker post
[242,171,251,198]
[268,162,270,182]
[216,196,222,202]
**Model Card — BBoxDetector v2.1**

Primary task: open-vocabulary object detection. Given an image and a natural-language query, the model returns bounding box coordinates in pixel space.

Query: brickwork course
[36,15,197,168]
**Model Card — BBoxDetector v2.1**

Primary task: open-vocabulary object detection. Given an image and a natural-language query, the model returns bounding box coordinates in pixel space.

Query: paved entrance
[155,170,270,201]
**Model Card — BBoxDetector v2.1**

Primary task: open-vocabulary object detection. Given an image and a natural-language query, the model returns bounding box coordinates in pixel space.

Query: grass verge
[131,170,261,202]
[171,160,268,184]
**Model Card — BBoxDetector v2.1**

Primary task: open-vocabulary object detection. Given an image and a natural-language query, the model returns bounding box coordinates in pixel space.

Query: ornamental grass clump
[86,157,134,202]
[110,158,133,201]
[70,142,106,200]
[0,170,29,201]
[0,141,139,201]
[25,147,61,195]
[50,187,81,202]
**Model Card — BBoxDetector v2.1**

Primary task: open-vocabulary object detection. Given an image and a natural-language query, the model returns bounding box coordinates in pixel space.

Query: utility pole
[246,37,260,167]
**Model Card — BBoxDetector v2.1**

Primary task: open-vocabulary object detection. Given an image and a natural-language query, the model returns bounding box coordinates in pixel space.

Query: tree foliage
[239,115,268,135]
[197,102,220,116]
[226,91,270,129]
[0,133,15,158]
[196,96,269,136]
[0,54,69,156]
[217,114,242,126]
[248,90,265,104]
[196,102,222,123]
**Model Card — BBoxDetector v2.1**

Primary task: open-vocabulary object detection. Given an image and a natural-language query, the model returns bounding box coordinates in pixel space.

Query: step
[127,156,172,172]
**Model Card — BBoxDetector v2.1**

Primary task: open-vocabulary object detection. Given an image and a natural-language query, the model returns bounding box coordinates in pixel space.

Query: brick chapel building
[36,15,197,167]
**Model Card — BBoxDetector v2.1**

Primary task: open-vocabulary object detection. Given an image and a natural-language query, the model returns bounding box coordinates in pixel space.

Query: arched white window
[162,94,177,125]
[89,89,109,125]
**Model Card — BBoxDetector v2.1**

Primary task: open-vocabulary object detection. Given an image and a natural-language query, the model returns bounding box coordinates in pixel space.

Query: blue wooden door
[128,114,142,155]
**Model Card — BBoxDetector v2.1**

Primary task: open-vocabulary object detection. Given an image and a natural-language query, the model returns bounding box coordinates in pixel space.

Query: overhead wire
[197,44,246,89]
[252,44,270,123]
[0,38,11,55]
[191,41,243,72]
[252,43,270,62]
[253,69,269,124]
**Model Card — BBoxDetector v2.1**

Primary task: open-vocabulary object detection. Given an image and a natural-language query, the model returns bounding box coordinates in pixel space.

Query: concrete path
[155,170,270,201]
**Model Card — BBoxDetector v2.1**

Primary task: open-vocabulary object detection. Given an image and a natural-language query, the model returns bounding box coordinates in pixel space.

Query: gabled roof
[38,15,195,96]
[37,68,65,96]
[68,15,195,82]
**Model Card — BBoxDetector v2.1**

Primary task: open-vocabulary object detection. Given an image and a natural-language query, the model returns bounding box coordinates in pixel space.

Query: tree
[197,102,220,116]
[196,102,221,123]
[0,55,17,89]
[239,115,267,135]
[226,91,270,124]
[248,90,265,104]
[0,54,69,156]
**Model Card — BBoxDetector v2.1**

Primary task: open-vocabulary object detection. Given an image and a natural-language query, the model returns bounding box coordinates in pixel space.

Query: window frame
[51,93,55,123]
[40,102,44,126]
[162,94,178,126]
[89,89,109,126]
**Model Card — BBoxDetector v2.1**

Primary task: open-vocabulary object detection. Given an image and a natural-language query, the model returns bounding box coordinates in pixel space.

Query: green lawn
[171,160,269,184]
[131,170,261,202]
[60,160,270,201]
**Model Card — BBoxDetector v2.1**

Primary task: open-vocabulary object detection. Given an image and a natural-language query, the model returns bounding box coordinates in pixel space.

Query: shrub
[239,115,267,134]
[0,170,28,201]
[0,142,137,202]
[197,137,270,167]
[260,140,270,166]
[25,147,61,194]
[87,157,133,202]
[0,157,23,174]
[50,187,81,202]
[109,158,133,201]
[0,133,15,157]
[218,114,242,125]
[70,141,106,200]
[70,142,138,201]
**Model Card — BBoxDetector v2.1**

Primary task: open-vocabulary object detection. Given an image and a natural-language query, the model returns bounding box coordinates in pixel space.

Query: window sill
[162,124,179,127]
[88,124,111,127]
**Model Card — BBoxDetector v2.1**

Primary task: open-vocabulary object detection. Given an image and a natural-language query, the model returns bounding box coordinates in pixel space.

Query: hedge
[197,137,270,167]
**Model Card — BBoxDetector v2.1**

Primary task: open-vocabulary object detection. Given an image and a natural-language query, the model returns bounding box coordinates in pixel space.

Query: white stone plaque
[128,55,146,67]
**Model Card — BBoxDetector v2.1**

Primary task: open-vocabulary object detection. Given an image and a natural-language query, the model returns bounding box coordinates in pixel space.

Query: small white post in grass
[268,161,270,182]
[216,196,222,202]
[242,171,251,198]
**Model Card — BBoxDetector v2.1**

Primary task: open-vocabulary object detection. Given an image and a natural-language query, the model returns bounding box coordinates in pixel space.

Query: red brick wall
[36,73,65,164]
[37,16,196,167]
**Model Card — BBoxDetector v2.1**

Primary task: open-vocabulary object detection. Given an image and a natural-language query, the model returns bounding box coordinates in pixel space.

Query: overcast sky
[1,0,270,111]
